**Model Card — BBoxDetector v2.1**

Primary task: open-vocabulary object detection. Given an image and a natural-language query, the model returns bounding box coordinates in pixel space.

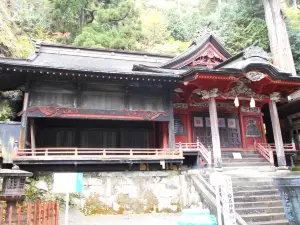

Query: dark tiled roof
[160,34,232,69]
[21,42,172,73]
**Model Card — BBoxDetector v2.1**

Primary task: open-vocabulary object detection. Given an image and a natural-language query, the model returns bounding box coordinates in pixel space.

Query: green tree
[216,0,269,54]
[74,0,143,50]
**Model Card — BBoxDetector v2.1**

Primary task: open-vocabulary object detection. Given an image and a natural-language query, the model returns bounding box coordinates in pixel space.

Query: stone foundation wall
[33,171,203,215]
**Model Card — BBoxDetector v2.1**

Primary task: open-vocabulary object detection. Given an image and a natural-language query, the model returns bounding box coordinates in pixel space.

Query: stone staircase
[200,150,290,224]
[221,150,273,169]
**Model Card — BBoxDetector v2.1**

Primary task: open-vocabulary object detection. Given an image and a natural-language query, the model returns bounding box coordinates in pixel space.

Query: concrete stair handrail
[189,171,248,225]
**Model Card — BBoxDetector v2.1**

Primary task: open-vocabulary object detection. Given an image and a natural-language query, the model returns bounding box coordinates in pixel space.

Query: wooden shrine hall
[1,34,300,171]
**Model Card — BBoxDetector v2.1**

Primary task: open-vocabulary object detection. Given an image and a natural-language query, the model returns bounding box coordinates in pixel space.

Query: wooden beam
[209,97,222,168]
[269,100,286,167]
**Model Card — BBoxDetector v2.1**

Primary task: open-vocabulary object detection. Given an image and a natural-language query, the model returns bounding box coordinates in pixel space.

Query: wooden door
[243,116,264,148]
[192,114,241,148]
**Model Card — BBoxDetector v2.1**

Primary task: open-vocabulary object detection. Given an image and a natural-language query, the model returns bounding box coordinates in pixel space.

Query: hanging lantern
[250,97,256,108]
[234,96,239,107]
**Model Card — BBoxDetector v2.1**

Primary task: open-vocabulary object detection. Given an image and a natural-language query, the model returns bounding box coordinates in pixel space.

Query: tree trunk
[262,0,297,75]
[293,0,297,7]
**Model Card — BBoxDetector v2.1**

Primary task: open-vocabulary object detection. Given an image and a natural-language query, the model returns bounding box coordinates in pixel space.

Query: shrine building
[0,34,300,171]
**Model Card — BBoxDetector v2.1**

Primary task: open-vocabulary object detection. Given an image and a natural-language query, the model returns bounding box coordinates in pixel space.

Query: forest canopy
[0,0,300,73]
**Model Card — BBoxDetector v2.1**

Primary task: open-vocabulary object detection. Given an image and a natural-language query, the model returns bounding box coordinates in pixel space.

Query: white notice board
[53,173,83,193]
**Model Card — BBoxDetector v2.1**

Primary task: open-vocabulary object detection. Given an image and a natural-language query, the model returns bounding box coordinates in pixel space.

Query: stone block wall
[33,171,203,215]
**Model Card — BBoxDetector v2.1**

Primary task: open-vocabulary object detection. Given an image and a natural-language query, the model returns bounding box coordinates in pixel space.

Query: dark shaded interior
[34,118,161,148]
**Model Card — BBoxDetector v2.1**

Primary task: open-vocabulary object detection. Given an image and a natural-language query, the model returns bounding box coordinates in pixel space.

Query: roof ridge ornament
[243,45,269,61]
[246,71,266,82]
[270,92,281,102]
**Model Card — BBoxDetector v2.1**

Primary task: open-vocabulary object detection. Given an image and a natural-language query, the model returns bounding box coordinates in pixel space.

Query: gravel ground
[60,208,181,225]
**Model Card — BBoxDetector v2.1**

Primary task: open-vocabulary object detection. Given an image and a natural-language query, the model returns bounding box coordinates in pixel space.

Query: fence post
[155,149,158,156]
[26,203,31,225]
[75,148,78,156]
[0,201,4,225]
[269,150,274,166]
[196,137,200,150]
[208,151,212,167]
[179,142,183,157]
[55,201,59,225]
[45,149,48,156]
[8,206,12,225]
[103,149,106,156]
[130,149,133,156]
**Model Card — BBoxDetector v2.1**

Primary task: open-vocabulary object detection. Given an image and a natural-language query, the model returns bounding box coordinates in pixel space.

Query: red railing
[15,148,183,160]
[257,143,296,152]
[255,143,275,165]
[176,141,212,166]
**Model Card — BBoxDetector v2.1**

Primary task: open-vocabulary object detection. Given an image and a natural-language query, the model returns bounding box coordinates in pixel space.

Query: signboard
[228,118,237,129]
[53,173,83,193]
[218,118,226,128]
[194,117,204,127]
[220,176,236,225]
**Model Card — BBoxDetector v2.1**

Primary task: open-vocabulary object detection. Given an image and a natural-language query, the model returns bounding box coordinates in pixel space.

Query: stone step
[235,200,284,208]
[221,166,276,172]
[222,162,271,167]
[236,206,285,214]
[233,185,277,192]
[222,154,263,159]
[248,220,289,225]
[234,194,282,202]
[240,212,287,222]
[221,151,258,155]
[222,158,268,163]
[231,177,274,183]
[233,189,280,196]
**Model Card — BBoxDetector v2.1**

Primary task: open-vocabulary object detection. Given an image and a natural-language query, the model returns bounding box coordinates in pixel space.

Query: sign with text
[53,173,83,193]
[220,176,236,225]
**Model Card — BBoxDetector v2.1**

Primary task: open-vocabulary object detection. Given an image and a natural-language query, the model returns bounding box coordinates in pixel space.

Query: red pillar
[153,122,156,148]
[239,111,246,149]
[162,122,169,148]
[187,110,193,143]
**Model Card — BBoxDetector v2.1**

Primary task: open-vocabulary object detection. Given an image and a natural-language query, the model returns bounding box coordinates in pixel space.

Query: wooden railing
[255,143,275,165]
[257,143,296,152]
[0,200,59,225]
[15,148,183,160]
[176,141,212,166]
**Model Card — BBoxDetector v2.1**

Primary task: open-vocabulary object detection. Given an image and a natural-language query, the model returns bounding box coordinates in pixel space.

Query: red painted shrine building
[1,34,300,171]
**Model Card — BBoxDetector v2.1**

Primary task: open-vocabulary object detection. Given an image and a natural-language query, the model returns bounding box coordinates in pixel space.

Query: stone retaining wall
[34,171,203,215]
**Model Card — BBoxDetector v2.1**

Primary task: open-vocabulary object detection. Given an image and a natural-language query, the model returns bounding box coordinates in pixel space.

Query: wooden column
[168,113,176,150]
[187,110,193,143]
[19,92,29,149]
[209,97,222,168]
[162,122,168,148]
[168,90,175,150]
[239,111,246,149]
[269,100,286,167]
[30,119,36,149]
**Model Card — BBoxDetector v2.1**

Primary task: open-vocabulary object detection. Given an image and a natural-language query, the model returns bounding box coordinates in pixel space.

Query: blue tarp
[0,122,21,163]
[178,209,217,225]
